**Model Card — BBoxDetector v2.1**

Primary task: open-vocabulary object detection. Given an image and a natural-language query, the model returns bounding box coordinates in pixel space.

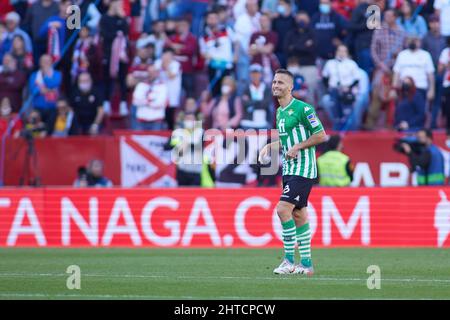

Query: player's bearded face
[272,74,292,98]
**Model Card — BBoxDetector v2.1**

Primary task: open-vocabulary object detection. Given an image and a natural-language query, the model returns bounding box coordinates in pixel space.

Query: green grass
[0,248,449,299]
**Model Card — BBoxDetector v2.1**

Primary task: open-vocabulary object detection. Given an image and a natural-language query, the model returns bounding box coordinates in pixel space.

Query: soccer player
[259,69,327,275]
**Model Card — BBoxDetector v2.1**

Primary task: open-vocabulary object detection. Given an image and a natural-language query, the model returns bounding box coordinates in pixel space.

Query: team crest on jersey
[307,113,319,128]
[288,109,294,116]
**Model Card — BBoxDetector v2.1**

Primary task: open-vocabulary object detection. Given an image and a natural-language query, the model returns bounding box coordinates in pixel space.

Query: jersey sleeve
[302,105,324,134]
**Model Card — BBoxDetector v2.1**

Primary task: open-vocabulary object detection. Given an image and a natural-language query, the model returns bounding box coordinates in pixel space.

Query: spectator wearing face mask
[240,64,273,129]
[272,0,296,67]
[0,97,22,138]
[284,11,319,105]
[202,76,243,130]
[391,36,435,114]
[170,112,203,186]
[0,53,27,112]
[311,0,349,61]
[69,72,104,136]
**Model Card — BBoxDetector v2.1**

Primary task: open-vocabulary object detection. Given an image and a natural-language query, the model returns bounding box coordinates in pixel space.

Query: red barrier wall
[0,187,449,248]
[3,131,450,186]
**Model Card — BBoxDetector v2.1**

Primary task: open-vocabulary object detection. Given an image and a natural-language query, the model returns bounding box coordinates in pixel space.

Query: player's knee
[293,208,308,225]
[276,202,292,220]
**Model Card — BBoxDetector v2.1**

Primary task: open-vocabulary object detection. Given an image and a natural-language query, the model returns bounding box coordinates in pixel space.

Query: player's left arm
[286,107,327,159]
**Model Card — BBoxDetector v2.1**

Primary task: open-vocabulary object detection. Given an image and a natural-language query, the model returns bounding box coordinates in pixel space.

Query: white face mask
[1,106,11,117]
[221,85,232,95]
[184,120,195,130]
[79,83,92,92]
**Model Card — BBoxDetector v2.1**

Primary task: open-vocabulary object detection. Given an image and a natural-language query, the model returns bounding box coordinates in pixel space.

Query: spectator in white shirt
[322,44,360,130]
[392,36,435,104]
[131,64,169,130]
[434,0,450,37]
[438,37,450,146]
[234,0,261,94]
[155,48,182,130]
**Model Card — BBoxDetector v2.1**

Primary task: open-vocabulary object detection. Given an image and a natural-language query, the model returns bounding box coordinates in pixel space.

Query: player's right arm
[258,141,281,163]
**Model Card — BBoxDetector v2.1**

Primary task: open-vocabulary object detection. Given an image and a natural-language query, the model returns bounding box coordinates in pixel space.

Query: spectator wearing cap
[396,0,428,39]
[283,11,319,105]
[249,13,279,85]
[22,0,59,61]
[166,17,198,98]
[422,14,446,129]
[234,0,261,94]
[0,53,27,113]
[272,0,296,67]
[434,0,450,37]
[126,37,155,90]
[0,11,32,62]
[240,64,273,129]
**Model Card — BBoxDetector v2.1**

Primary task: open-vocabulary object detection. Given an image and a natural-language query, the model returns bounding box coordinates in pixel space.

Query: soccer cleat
[273,259,295,274]
[294,264,314,276]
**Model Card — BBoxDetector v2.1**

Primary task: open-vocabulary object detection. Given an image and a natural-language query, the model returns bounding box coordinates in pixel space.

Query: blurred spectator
[74,159,113,187]
[392,36,435,118]
[10,35,34,74]
[70,72,104,136]
[169,0,211,37]
[365,9,406,130]
[0,11,32,62]
[52,97,77,137]
[240,63,273,129]
[199,10,234,97]
[287,58,309,102]
[170,112,203,186]
[234,0,261,94]
[22,0,59,61]
[143,20,167,59]
[0,97,22,138]
[100,0,130,116]
[422,14,447,129]
[167,17,198,98]
[249,13,279,85]
[29,54,62,135]
[10,0,29,21]
[131,64,169,130]
[434,0,450,37]
[272,0,296,67]
[394,76,426,131]
[348,0,374,76]
[216,4,235,30]
[294,0,320,18]
[331,0,356,20]
[175,97,203,127]
[0,53,27,112]
[396,0,428,39]
[348,67,370,131]
[155,48,182,130]
[438,37,450,146]
[70,26,102,85]
[322,44,360,130]
[317,135,354,186]
[23,109,47,138]
[74,0,102,33]
[311,0,349,61]
[126,39,155,90]
[284,11,319,105]
[202,76,243,130]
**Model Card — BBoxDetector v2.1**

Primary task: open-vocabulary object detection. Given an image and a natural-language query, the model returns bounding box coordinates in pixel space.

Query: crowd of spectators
[0,0,450,142]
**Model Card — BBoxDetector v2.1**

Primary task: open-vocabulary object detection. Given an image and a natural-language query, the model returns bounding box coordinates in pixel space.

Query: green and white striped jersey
[276,98,324,178]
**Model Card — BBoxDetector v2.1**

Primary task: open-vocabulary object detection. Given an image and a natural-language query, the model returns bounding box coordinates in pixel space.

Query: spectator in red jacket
[0,97,22,138]
[166,17,198,98]
[0,53,27,112]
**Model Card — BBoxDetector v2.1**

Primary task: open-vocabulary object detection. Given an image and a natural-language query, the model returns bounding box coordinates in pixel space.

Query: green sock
[296,223,312,267]
[281,219,296,264]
